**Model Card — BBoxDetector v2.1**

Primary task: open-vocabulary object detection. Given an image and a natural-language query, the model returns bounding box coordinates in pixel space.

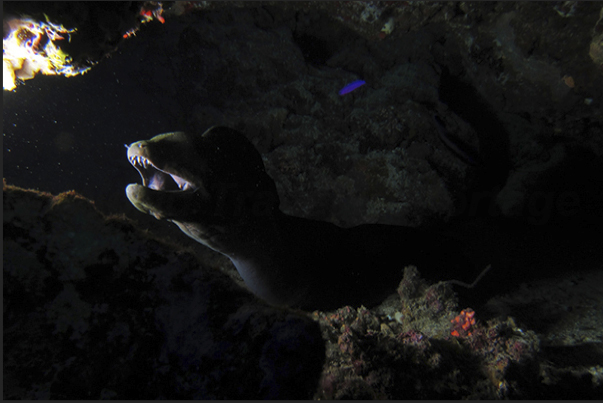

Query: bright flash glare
[3,17,90,91]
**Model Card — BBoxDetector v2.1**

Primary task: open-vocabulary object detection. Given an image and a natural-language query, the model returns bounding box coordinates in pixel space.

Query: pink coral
[450,308,476,338]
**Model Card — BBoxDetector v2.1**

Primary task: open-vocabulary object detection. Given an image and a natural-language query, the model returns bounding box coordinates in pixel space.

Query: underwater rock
[4,182,602,399]
[3,182,324,399]
[312,266,603,399]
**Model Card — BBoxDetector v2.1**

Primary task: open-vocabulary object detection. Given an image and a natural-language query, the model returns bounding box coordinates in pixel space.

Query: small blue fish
[339,80,366,96]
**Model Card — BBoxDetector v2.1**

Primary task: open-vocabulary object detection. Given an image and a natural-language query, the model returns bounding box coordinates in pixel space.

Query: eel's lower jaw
[125,183,167,220]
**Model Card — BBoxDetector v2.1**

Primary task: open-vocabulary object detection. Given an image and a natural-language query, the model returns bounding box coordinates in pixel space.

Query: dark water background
[3,24,179,218]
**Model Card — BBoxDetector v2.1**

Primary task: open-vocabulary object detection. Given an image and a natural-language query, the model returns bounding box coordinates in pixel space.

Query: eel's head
[126,130,205,220]
[125,127,280,245]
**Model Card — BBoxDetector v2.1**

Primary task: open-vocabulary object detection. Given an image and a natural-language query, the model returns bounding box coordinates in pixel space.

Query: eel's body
[126,127,470,310]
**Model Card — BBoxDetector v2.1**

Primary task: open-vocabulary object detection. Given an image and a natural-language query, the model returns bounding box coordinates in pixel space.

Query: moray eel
[126,126,471,310]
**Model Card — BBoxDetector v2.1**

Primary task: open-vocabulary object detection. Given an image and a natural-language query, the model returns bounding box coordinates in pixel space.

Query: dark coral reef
[3,182,325,399]
[5,183,602,399]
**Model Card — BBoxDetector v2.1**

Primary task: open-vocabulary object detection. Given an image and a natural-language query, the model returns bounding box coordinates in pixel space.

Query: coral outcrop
[3,182,325,399]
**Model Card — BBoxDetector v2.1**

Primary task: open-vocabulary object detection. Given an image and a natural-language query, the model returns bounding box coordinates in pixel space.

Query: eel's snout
[126,141,150,167]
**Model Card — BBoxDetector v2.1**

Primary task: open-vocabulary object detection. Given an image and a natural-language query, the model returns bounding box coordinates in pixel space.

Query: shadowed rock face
[125,127,475,310]
[3,182,325,399]
[6,182,603,400]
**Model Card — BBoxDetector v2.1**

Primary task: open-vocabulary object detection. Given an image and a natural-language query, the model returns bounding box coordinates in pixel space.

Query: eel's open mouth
[127,144,199,192]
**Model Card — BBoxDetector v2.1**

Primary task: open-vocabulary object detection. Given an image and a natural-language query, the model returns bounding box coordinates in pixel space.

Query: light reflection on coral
[3,17,90,91]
